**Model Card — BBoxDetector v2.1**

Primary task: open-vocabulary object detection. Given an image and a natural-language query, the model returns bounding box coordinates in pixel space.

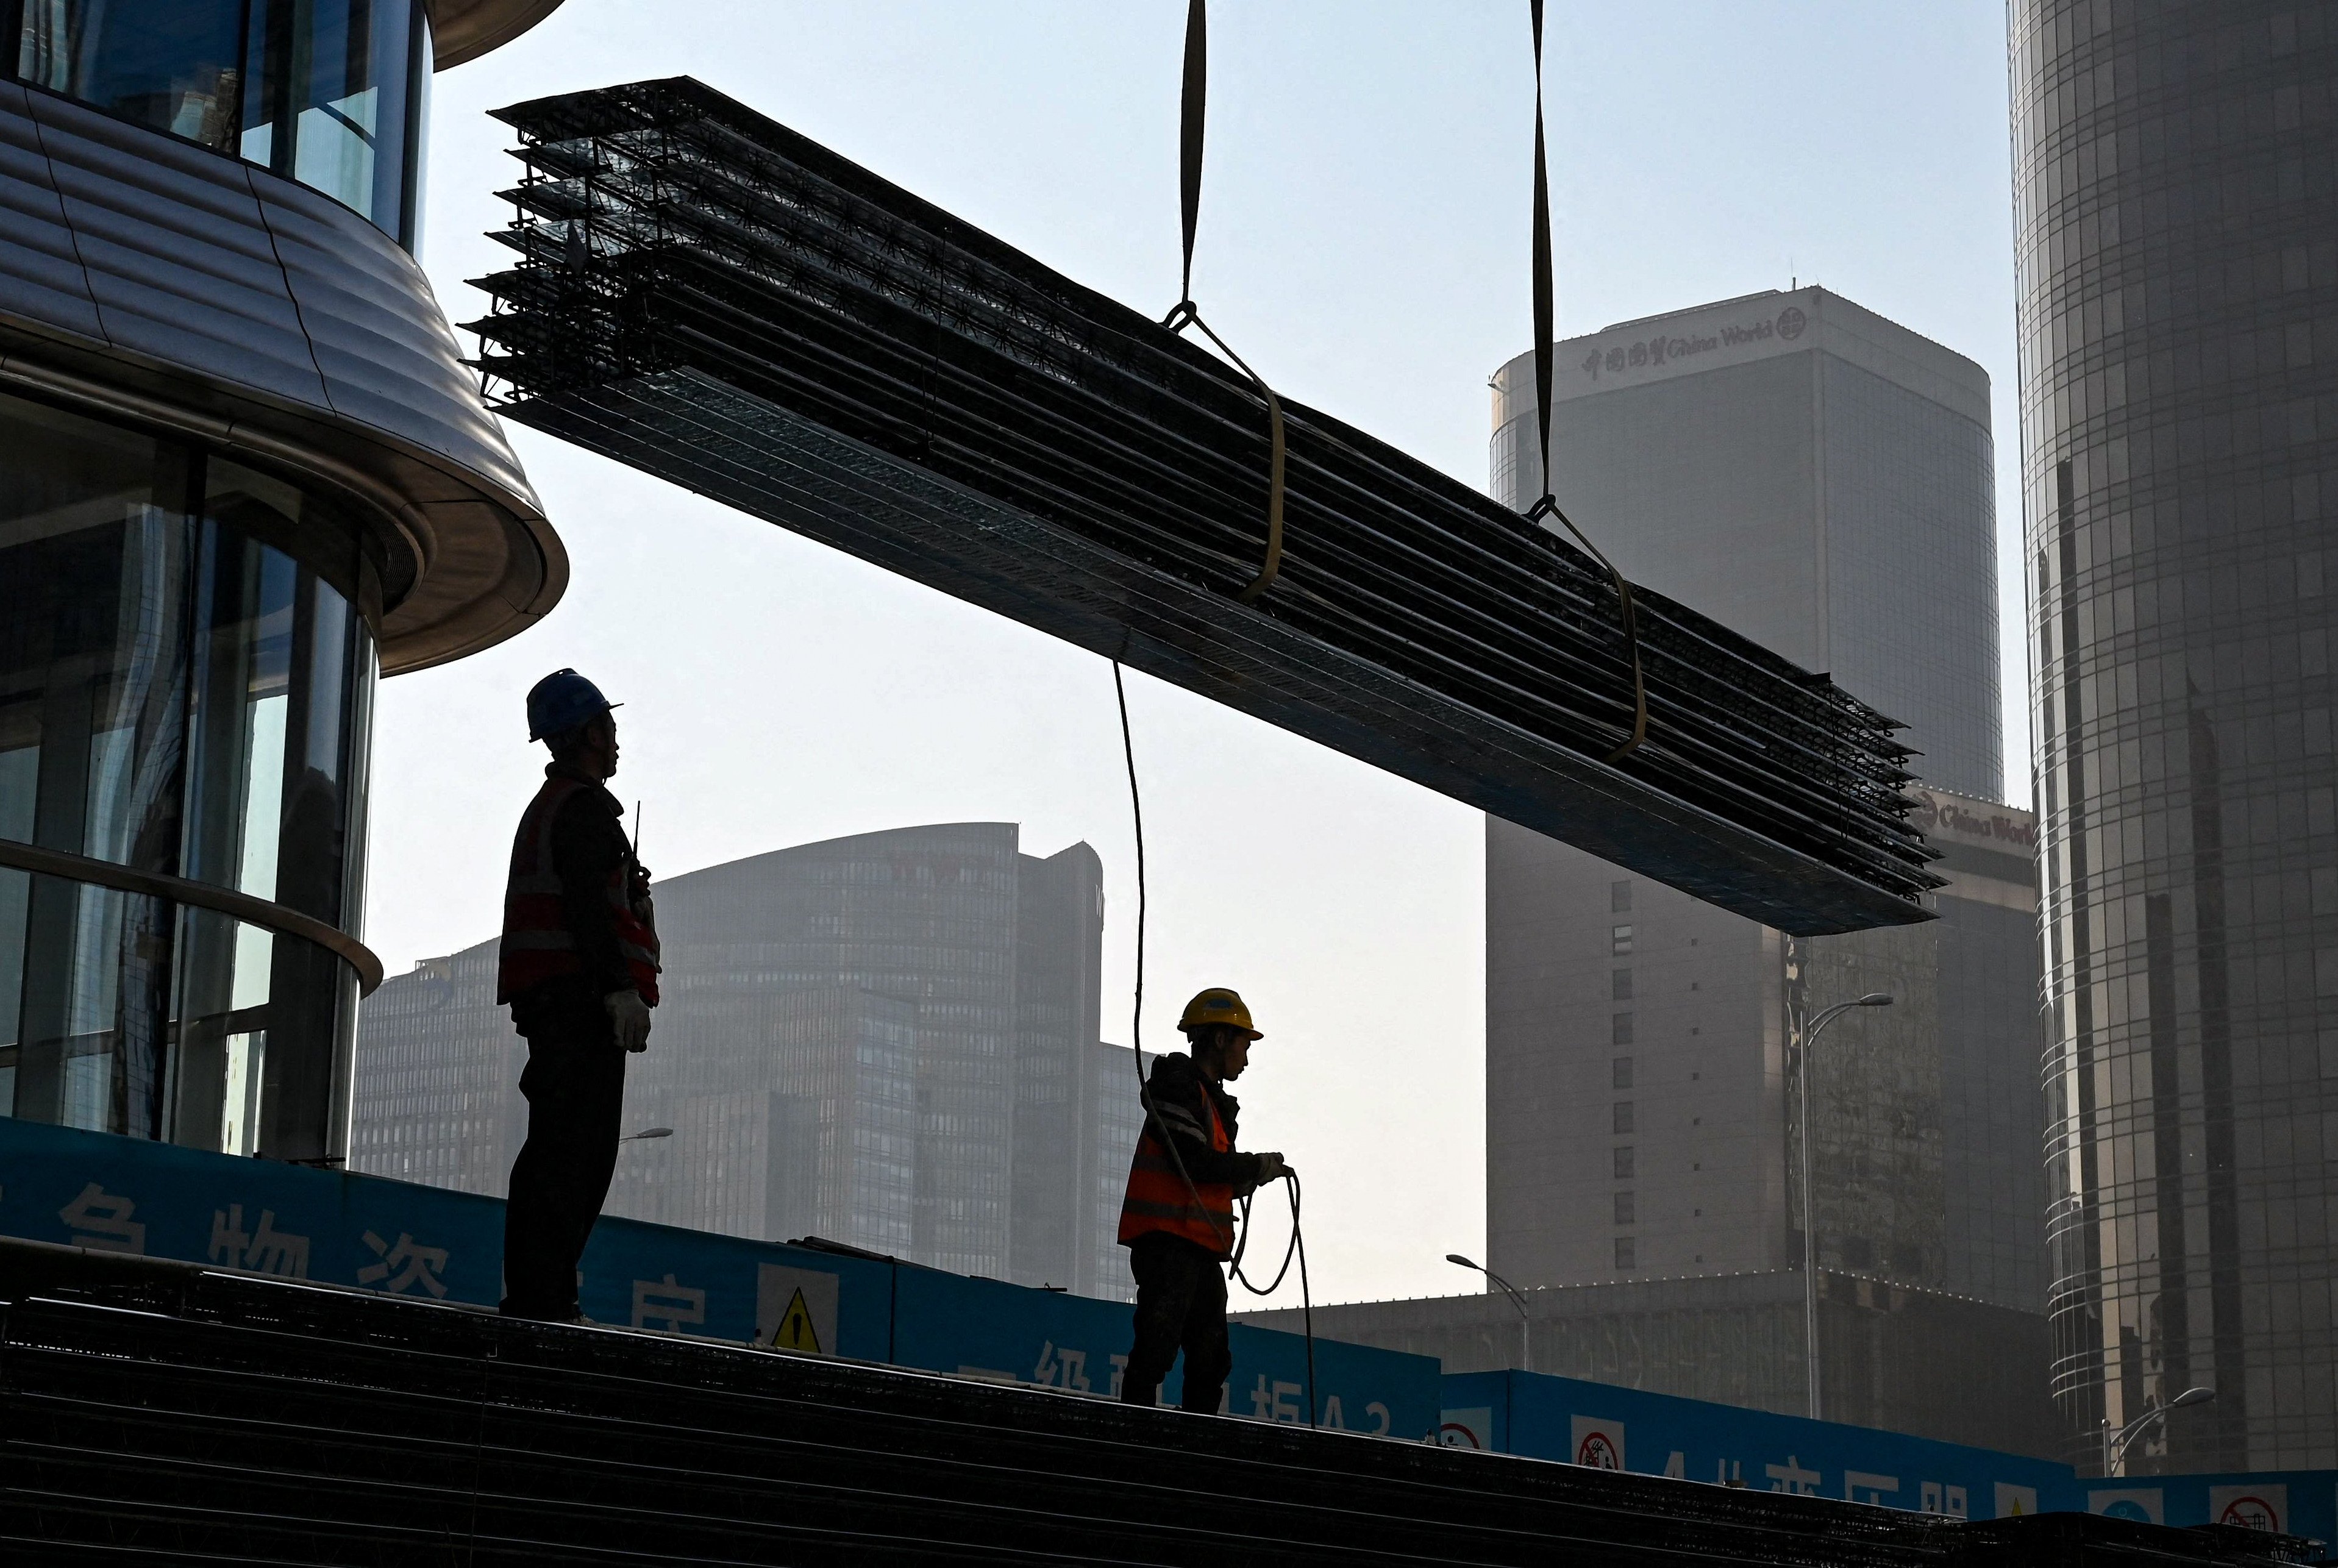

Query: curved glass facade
[2014,2,2338,1470]
[8,0,431,244]
[0,387,377,1161]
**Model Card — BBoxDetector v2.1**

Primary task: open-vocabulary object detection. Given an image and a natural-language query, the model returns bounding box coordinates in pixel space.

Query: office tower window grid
[2015,0,2338,1470]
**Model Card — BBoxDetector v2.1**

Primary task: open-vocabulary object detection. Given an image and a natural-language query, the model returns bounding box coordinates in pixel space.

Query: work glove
[605,989,652,1053]
[1256,1151,1293,1182]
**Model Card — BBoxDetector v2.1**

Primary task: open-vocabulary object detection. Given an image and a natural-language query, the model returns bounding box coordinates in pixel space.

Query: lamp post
[619,1126,673,1143]
[2103,1386,2214,1477]
[1447,1253,1531,1374]
[1797,991,1892,1422]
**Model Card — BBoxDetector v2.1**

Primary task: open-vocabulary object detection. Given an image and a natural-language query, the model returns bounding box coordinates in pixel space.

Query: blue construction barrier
[0,1119,1439,1439]
[1440,1369,2334,1543]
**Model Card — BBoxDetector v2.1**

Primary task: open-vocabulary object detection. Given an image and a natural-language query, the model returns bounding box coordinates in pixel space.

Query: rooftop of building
[1492,285,1992,429]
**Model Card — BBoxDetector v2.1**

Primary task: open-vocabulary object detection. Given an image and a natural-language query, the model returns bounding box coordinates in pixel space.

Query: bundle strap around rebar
[1163,0,1285,605]
[1525,0,1648,764]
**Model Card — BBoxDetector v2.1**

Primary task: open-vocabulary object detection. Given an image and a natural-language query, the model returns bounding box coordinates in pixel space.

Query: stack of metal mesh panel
[470,77,1939,935]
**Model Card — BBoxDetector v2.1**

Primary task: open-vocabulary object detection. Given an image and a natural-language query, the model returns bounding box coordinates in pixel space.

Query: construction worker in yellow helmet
[1116,986,1291,1412]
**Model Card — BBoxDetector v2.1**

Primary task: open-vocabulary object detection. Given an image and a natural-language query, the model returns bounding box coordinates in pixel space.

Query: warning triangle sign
[771,1287,822,1353]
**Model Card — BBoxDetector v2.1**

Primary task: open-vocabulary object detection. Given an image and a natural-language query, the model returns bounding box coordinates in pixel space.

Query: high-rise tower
[1485,291,2044,1322]
[2012,1,2338,1472]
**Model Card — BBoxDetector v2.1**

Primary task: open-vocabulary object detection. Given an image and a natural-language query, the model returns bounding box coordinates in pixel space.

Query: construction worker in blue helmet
[1116,987,1291,1412]
[493,669,661,1321]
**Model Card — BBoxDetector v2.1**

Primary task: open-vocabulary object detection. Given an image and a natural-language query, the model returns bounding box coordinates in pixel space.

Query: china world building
[2013,0,2338,1470]
[1482,291,2039,1316]
[0,4,567,1160]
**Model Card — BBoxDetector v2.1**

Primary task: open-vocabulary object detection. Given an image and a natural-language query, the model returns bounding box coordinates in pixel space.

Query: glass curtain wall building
[0,2,566,1163]
[2013,1,2338,1472]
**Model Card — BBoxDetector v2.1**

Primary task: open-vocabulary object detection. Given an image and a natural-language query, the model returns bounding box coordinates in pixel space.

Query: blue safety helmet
[525,668,619,743]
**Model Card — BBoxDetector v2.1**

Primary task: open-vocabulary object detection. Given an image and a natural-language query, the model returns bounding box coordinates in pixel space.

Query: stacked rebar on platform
[470,77,1940,935]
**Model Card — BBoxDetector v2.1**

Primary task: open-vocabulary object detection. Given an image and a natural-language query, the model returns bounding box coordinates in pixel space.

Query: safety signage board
[0,1118,1436,1438]
[757,1264,839,1354]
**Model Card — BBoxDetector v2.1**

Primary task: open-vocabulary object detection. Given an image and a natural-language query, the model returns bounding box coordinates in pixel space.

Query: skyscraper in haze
[353,824,1141,1299]
[1484,291,2044,1323]
[1491,287,2002,797]
[2012,0,2338,1472]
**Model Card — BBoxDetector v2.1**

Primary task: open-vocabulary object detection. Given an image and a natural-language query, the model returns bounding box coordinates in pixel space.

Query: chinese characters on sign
[59,1183,144,1253]
[1577,307,1808,383]
[633,1274,707,1332]
[208,1205,312,1278]
[357,1231,450,1297]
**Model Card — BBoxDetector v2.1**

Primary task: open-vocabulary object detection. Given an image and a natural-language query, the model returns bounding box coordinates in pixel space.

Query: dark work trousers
[501,985,628,1319]
[1121,1232,1233,1413]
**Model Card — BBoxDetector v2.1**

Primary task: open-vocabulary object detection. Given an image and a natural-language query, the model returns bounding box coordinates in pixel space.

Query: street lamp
[1797,991,1892,1422]
[2103,1386,2214,1477]
[1447,1253,1531,1374]
[620,1127,673,1142]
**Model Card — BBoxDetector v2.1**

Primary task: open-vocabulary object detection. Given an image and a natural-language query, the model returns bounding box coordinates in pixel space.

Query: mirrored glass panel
[0,392,191,880]
[9,0,430,244]
[0,874,175,1139]
[240,0,429,243]
[0,388,376,1161]
[185,460,376,935]
[15,0,247,149]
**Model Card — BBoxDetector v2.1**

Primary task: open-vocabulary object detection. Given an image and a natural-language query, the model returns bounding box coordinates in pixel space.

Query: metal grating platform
[467,79,1942,936]
[3,1241,2313,1567]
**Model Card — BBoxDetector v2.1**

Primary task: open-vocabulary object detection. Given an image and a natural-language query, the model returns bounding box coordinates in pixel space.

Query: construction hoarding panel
[0,1118,1435,1434]
[1440,1370,2337,1542]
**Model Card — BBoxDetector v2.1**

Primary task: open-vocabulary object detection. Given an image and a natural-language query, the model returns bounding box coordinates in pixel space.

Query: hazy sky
[374,2,2021,1309]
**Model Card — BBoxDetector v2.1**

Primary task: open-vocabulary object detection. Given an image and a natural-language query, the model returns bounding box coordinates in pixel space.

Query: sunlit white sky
[371,2,2023,1310]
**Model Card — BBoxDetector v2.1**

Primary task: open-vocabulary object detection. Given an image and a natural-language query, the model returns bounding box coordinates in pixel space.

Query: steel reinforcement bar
[469,77,1942,935]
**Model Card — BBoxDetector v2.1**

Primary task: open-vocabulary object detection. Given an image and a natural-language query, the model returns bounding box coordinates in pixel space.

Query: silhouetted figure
[1117,987,1289,1412]
[496,669,660,1320]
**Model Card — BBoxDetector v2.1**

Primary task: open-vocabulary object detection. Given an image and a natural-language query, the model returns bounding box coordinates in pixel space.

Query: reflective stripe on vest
[496,775,661,1005]
[1117,1083,1235,1257]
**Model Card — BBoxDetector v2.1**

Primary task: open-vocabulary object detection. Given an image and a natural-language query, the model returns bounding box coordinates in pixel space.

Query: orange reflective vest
[1118,1085,1236,1258]
[496,775,661,1006]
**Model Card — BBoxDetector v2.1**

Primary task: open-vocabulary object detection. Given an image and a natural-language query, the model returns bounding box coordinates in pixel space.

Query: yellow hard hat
[1178,987,1263,1040]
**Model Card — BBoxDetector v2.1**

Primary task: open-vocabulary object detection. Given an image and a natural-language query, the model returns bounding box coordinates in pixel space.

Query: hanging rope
[1525,0,1648,764]
[1114,661,1233,1259]
[1163,0,1286,604]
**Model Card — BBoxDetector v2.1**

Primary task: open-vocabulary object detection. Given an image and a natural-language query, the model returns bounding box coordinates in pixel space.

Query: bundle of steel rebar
[471,77,1937,934]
